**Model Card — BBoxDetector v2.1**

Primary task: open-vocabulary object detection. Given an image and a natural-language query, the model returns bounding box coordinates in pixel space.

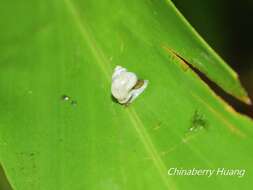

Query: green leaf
[0,0,252,190]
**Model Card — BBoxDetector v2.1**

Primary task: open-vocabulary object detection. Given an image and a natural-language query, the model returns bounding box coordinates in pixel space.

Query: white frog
[111,66,148,104]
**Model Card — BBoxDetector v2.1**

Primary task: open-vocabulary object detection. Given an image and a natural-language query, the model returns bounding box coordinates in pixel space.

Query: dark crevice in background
[173,0,253,117]
[171,50,253,118]
[192,67,253,118]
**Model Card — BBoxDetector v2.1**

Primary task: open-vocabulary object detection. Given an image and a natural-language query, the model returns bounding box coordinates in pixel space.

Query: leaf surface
[0,0,252,190]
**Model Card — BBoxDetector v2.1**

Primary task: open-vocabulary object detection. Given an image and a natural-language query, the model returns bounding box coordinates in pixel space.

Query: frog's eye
[111,66,148,104]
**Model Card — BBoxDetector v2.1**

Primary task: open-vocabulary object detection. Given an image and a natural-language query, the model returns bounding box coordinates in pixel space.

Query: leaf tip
[242,96,252,105]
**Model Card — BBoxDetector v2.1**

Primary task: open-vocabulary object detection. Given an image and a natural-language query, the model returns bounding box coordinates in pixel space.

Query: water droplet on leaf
[62,95,70,101]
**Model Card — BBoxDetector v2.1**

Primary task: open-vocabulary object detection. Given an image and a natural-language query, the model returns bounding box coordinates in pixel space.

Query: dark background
[173,0,253,117]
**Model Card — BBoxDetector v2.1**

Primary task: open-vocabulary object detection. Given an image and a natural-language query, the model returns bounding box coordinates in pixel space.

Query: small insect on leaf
[189,110,208,132]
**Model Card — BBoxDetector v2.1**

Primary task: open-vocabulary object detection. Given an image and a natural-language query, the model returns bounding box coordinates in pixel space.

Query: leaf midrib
[63,0,176,189]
